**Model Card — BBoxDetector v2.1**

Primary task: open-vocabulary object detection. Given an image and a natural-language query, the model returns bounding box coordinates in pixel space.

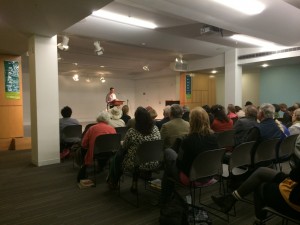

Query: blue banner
[186,75,191,99]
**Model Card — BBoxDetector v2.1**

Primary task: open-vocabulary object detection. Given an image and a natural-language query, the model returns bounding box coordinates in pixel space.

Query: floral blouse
[122,125,161,171]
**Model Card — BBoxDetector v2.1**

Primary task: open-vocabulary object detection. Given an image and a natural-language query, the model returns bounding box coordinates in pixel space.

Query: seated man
[156,105,171,130]
[59,106,80,154]
[77,111,116,182]
[234,105,258,146]
[160,104,190,149]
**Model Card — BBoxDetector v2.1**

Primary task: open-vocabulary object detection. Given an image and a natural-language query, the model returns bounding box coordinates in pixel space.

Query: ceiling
[1,0,300,80]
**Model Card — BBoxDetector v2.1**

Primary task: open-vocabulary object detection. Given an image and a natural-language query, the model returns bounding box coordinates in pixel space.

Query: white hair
[96,111,110,123]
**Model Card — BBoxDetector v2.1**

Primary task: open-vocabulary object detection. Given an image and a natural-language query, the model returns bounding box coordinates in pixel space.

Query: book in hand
[148,179,161,190]
[78,179,95,189]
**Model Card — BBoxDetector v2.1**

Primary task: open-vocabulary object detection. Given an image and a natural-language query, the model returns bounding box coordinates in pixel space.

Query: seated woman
[160,107,219,204]
[120,105,131,125]
[212,142,300,225]
[227,104,238,120]
[77,111,116,182]
[108,106,161,191]
[211,104,233,132]
[288,108,300,135]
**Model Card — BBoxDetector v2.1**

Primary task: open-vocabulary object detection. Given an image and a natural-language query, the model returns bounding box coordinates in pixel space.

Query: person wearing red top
[210,104,233,132]
[77,111,116,182]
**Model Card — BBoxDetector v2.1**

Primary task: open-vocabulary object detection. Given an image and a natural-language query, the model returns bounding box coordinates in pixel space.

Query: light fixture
[261,63,269,68]
[85,77,91,83]
[143,65,150,71]
[230,34,276,47]
[92,10,157,29]
[57,36,69,51]
[211,70,218,74]
[175,55,184,64]
[100,77,106,83]
[214,0,265,15]
[209,75,215,78]
[72,74,79,81]
[94,41,104,55]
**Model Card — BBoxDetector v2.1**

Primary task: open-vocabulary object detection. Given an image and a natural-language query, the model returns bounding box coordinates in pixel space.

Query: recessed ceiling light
[92,10,157,29]
[261,63,269,68]
[73,63,78,66]
[73,74,79,81]
[214,0,265,15]
[209,75,215,78]
[211,70,218,74]
[100,65,105,68]
[230,34,276,47]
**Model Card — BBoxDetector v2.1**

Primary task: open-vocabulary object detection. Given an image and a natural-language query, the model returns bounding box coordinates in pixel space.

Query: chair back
[115,127,128,140]
[93,134,121,156]
[277,134,299,159]
[229,141,256,171]
[189,148,225,182]
[136,140,164,164]
[252,138,280,166]
[62,125,82,143]
[216,130,235,148]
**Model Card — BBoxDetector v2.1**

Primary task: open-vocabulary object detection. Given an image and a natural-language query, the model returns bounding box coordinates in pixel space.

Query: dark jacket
[234,117,258,146]
[176,133,219,177]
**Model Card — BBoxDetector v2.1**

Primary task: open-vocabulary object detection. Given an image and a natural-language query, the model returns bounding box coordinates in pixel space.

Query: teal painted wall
[260,64,300,106]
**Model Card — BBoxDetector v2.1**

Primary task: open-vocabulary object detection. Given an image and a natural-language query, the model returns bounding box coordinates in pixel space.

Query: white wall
[135,76,178,119]
[242,70,260,106]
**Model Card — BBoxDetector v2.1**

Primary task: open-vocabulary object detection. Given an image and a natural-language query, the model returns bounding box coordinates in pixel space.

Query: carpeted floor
[0,150,295,225]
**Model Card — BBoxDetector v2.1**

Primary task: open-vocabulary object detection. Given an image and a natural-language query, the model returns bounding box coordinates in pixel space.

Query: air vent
[238,47,300,60]
[174,61,188,71]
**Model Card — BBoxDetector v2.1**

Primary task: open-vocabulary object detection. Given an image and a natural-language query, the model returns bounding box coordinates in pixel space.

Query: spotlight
[94,41,104,55]
[73,74,79,81]
[100,77,106,83]
[57,36,69,51]
[143,65,150,71]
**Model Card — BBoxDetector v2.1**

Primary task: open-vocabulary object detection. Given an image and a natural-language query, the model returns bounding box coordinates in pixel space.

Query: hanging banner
[4,60,20,99]
[186,74,191,99]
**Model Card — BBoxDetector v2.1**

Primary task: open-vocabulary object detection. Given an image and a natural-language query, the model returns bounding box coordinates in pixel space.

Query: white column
[224,49,242,107]
[28,35,60,166]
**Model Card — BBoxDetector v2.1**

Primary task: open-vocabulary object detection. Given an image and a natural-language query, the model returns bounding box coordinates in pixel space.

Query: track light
[100,77,106,83]
[143,65,150,71]
[57,36,69,51]
[94,41,104,55]
[175,55,184,64]
[73,74,79,81]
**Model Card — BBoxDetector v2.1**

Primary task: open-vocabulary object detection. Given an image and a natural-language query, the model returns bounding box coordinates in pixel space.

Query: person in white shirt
[106,87,117,109]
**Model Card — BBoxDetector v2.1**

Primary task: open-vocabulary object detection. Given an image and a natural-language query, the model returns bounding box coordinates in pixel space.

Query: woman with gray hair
[77,111,116,182]
[288,108,300,135]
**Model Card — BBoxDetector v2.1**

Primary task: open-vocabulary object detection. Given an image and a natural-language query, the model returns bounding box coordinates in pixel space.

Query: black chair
[216,130,235,151]
[93,133,121,185]
[119,139,164,207]
[61,124,82,146]
[262,206,300,225]
[188,148,227,222]
[276,134,299,171]
[115,126,128,141]
[251,138,280,169]
[222,141,256,192]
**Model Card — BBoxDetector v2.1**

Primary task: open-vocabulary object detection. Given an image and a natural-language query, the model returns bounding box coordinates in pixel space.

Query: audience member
[245,101,253,107]
[293,102,300,109]
[211,104,233,132]
[182,105,190,122]
[273,103,281,119]
[212,145,300,224]
[289,108,300,135]
[108,106,125,128]
[279,103,292,127]
[120,105,131,125]
[234,105,258,146]
[160,107,219,204]
[227,104,238,120]
[59,106,80,155]
[107,107,161,191]
[257,103,289,141]
[202,104,214,124]
[146,106,158,120]
[77,111,116,182]
[156,105,171,130]
[235,105,245,118]
[160,104,190,149]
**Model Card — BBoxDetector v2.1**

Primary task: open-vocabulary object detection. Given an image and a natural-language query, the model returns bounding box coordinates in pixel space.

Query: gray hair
[259,103,275,119]
[96,111,110,123]
[163,105,171,117]
[245,105,257,118]
[294,108,300,121]
[170,104,183,118]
